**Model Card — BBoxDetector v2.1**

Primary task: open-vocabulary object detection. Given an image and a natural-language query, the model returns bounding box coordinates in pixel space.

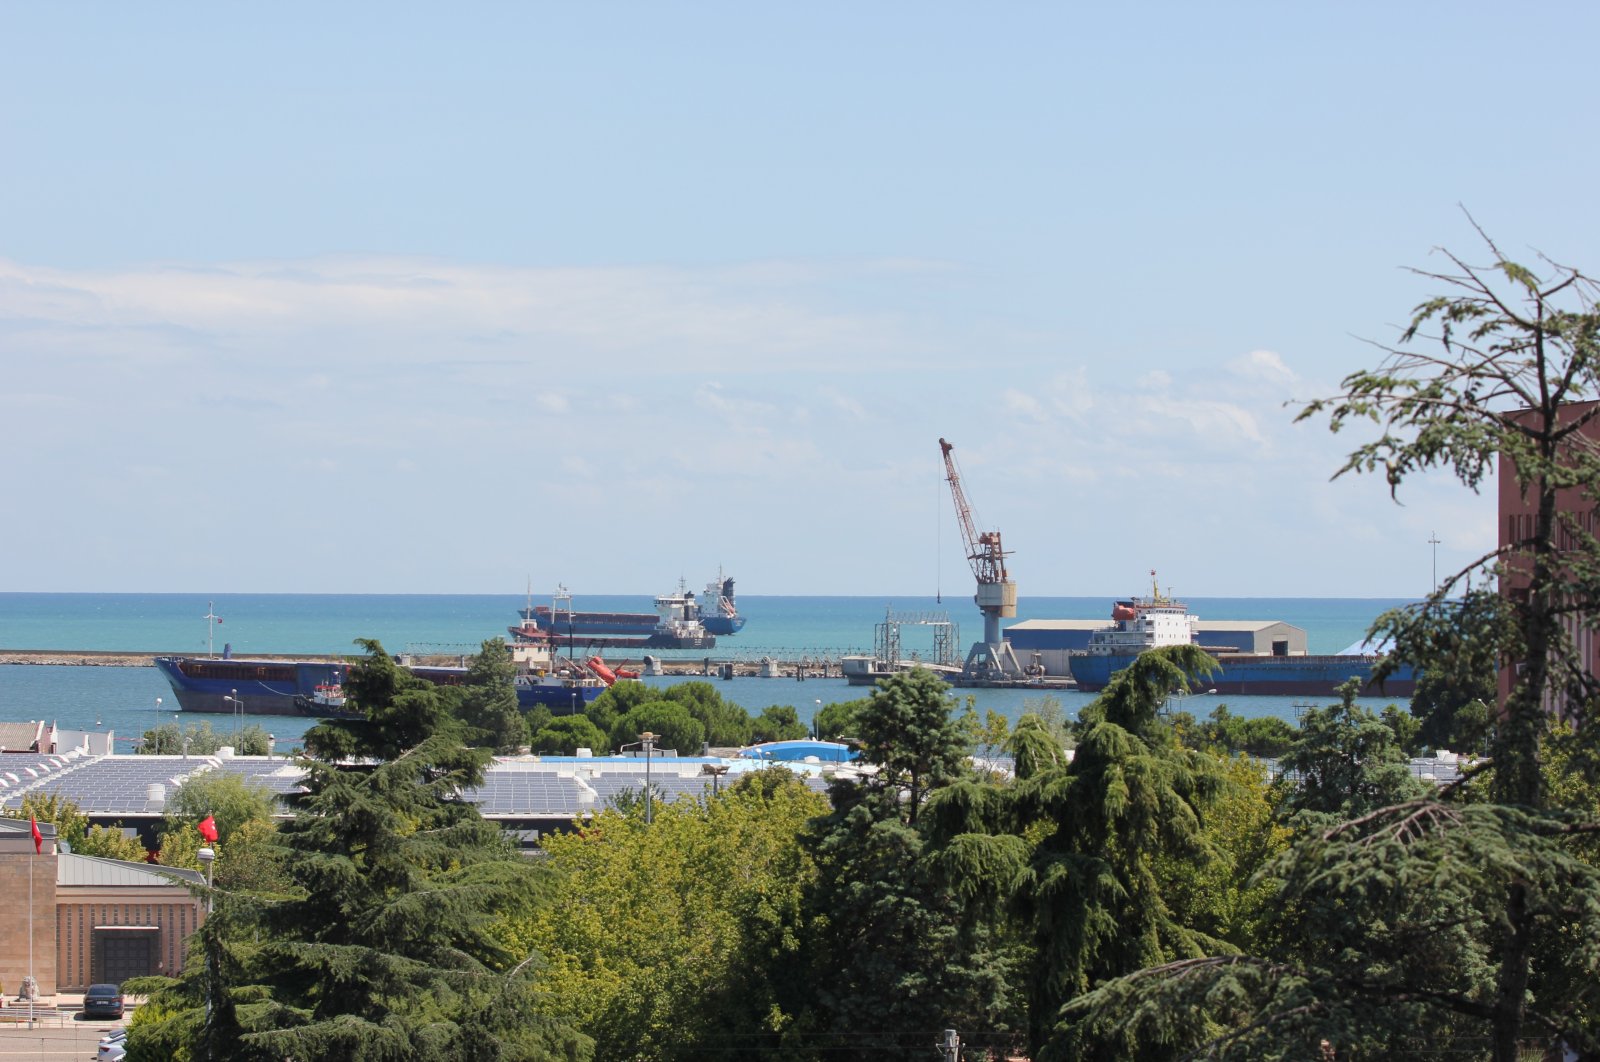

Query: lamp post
[196,846,215,913]
[701,762,729,797]
[639,731,656,824]
[814,699,822,739]
[226,688,241,740]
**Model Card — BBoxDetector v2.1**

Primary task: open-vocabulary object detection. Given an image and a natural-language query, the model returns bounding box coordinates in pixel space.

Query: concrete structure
[0,818,204,995]
[0,818,58,998]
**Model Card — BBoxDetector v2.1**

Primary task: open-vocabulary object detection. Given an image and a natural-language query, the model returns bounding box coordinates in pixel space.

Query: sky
[3,2,1598,599]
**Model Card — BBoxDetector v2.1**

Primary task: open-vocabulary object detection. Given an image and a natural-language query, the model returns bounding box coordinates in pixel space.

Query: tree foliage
[1069,230,1600,1061]
[128,640,590,1062]
[137,720,273,757]
[513,769,826,1061]
[450,637,529,754]
[851,668,967,825]
[7,792,145,861]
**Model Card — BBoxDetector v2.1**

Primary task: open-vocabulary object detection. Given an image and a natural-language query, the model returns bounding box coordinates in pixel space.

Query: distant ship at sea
[154,602,619,719]
[517,575,743,648]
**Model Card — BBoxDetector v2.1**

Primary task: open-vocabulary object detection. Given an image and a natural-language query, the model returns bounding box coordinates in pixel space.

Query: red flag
[30,817,42,854]
[198,815,218,843]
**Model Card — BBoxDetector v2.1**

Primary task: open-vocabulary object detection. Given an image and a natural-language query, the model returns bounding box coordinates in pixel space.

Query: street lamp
[639,731,656,824]
[225,688,242,740]
[814,699,822,739]
[196,846,215,913]
[701,762,729,797]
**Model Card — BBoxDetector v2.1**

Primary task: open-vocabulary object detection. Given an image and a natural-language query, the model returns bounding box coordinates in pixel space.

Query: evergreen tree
[453,637,529,754]
[1275,679,1430,823]
[127,640,590,1062]
[852,668,967,825]
[1063,232,1600,1060]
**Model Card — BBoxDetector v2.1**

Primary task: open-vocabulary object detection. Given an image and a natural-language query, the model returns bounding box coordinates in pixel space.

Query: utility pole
[939,1028,961,1062]
[1429,530,1441,592]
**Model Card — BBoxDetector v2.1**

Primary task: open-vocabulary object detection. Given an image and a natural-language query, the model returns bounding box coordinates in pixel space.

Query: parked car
[96,1028,127,1061]
[81,983,124,1019]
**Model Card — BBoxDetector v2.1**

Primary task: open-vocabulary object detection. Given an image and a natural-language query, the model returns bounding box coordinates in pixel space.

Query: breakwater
[0,649,844,679]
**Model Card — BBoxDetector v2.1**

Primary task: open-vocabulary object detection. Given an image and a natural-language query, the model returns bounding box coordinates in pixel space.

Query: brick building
[1497,400,1600,709]
[0,818,203,995]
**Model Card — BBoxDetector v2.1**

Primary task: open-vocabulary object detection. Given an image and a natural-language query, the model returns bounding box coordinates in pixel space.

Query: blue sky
[4,3,1597,599]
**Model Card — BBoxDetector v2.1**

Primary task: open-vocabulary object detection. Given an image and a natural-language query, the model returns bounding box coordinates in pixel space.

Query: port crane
[939,438,1023,680]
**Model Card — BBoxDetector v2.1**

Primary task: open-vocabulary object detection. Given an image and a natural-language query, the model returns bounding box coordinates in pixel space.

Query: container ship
[1066,581,1416,698]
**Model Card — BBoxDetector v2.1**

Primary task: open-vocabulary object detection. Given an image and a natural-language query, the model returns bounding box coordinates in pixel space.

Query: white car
[96,1028,127,1061]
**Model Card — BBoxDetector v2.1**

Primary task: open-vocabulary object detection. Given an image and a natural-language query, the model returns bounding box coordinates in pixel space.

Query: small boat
[292,683,347,715]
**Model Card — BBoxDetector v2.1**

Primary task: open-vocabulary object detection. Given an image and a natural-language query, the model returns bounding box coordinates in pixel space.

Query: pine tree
[126,641,590,1062]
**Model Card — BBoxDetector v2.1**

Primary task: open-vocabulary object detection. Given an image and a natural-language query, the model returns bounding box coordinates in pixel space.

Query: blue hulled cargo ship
[154,654,609,718]
[1065,579,1415,697]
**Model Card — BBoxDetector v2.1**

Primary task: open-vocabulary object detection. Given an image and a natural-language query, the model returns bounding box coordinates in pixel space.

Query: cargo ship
[1066,579,1416,698]
[153,652,612,718]
[516,579,728,649]
[699,573,746,636]
[154,603,617,719]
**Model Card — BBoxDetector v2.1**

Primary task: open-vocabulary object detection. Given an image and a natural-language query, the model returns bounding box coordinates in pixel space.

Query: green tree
[609,702,705,756]
[453,638,529,753]
[811,697,865,742]
[127,640,590,1062]
[1383,587,1508,755]
[1065,233,1600,1060]
[1275,679,1431,823]
[750,704,807,743]
[137,720,226,756]
[511,770,826,1061]
[158,773,283,892]
[1024,645,1227,1058]
[664,682,754,746]
[852,669,966,825]
[528,715,608,756]
[7,793,145,861]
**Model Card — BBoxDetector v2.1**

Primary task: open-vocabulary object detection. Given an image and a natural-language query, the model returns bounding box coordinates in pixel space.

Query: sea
[0,592,1416,751]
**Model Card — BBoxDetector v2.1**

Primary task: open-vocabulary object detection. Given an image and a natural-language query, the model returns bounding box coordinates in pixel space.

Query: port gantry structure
[939,437,1024,682]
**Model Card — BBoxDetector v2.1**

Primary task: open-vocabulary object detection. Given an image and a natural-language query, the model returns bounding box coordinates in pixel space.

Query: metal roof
[57,852,204,888]
[0,753,830,820]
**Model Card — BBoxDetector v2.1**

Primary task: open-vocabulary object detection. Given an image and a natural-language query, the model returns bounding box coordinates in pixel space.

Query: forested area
[115,238,1600,1060]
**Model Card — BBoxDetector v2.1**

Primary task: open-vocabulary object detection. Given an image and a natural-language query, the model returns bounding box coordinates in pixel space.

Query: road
[0,1020,123,1059]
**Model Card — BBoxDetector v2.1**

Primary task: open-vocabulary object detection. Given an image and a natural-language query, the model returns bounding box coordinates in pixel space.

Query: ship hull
[702,615,746,636]
[157,656,603,719]
[528,608,659,638]
[1068,652,1417,698]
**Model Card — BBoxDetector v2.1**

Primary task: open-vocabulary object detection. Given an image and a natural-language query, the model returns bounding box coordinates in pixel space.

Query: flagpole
[28,846,33,1027]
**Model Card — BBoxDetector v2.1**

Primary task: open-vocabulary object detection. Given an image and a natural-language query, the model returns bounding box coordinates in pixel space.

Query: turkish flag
[198,815,218,843]
[29,818,41,854]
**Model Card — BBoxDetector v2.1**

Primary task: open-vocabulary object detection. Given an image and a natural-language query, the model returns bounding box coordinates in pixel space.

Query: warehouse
[1002,618,1309,679]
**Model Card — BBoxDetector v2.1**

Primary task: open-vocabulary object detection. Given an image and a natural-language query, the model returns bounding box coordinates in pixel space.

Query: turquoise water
[0,593,1416,747]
